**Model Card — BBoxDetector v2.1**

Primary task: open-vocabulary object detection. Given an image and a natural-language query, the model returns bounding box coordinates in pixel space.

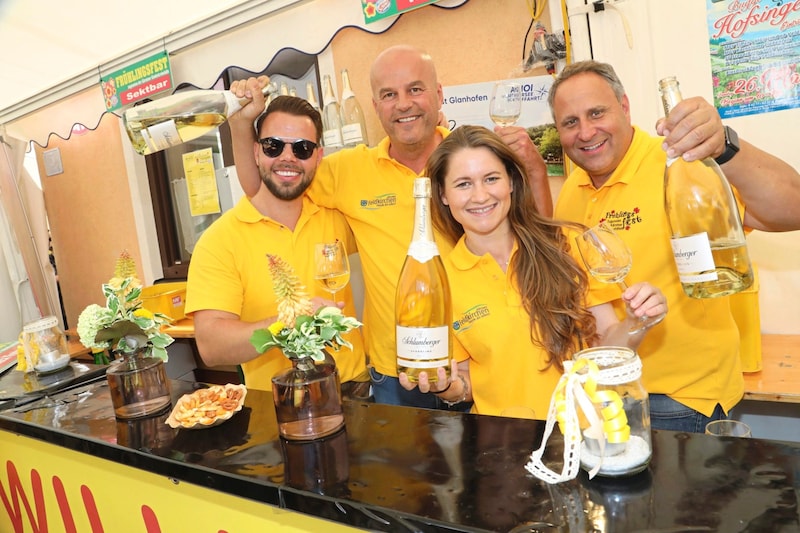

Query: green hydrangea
[76,304,114,351]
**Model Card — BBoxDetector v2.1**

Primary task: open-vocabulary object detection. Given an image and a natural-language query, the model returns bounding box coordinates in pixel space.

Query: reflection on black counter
[116,409,177,453]
[1,376,800,532]
[280,428,349,496]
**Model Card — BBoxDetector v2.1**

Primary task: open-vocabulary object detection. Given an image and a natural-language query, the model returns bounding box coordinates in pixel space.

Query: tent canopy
[0,0,420,145]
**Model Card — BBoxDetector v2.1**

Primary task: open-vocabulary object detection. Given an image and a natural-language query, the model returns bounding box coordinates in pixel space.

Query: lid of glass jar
[23,316,59,333]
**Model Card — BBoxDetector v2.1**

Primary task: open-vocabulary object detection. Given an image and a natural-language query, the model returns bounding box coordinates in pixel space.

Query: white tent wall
[0,131,57,338]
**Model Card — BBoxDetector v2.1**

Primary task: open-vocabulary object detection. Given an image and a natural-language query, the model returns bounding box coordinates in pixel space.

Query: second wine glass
[575,222,665,334]
[490,81,522,127]
[314,241,350,302]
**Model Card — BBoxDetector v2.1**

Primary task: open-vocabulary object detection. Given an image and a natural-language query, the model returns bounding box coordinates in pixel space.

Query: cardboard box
[141,282,187,322]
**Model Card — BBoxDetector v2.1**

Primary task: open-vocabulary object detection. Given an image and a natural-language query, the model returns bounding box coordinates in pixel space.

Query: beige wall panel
[36,114,142,330]
[330,1,548,145]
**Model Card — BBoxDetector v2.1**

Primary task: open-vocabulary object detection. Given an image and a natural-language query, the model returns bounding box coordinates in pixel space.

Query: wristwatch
[714,125,740,165]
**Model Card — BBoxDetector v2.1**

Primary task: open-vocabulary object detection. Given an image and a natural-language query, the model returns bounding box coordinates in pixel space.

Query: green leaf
[319,325,337,341]
[250,329,277,353]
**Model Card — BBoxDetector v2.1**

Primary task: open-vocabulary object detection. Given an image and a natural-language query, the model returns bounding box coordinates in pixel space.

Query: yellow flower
[268,321,285,335]
[134,308,154,320]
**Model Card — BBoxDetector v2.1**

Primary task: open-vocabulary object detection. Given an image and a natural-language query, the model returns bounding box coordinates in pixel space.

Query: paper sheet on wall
[182,148,221,216]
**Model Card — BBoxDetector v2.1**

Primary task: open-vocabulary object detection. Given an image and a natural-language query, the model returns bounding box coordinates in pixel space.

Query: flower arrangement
[250,254,361,361]
[76,252,174,363]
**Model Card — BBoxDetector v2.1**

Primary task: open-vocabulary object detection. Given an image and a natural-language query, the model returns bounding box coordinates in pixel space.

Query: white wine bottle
[305,82,321,113]
[123,82,277,155]
[339,69,369,147]
[659,76,754,298]
[321,74,344,152]
[395,177,452,383]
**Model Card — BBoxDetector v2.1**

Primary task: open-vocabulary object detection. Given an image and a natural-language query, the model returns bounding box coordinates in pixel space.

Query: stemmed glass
[314,241,350,302]
[490,81,523,126]
[575,222,665,334]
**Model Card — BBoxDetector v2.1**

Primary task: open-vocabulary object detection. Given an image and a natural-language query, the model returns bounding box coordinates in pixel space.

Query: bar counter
[2,376,800,532]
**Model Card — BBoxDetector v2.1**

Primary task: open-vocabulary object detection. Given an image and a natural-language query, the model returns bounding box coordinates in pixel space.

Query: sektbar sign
[100,51,173,112]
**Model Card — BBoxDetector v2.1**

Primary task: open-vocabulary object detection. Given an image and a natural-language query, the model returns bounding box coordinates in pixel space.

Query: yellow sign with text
[0,431,361,532]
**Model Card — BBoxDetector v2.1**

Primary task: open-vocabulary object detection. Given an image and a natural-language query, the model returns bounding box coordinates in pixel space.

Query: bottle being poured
[659,76,754,298]
[123,82,278,155]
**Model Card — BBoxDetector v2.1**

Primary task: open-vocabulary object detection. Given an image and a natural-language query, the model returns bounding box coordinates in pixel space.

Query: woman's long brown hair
[427,125,598,370]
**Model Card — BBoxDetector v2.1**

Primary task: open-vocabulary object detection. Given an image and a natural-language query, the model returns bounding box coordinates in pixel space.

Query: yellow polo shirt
[309,127,453,377]
[446,238,566,418]
[555,127,743,416]
[185,196,367,390]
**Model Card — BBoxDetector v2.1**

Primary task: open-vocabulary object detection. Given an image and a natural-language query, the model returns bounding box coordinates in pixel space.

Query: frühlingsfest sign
[100,51,172,112]
[362,0,440,24]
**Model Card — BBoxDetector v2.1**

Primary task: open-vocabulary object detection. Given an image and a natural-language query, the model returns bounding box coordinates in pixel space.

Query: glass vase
[272,354,344,441]
[106,349,171,419]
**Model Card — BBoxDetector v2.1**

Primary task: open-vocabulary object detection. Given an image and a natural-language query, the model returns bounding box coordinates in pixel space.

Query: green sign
[362,0,440,24]
[100,51,172,112]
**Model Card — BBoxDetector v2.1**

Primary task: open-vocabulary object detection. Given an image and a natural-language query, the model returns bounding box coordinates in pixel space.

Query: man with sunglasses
[229,46,551,410]
[185,95,369,397]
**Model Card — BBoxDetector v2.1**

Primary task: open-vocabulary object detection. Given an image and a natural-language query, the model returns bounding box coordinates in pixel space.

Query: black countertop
[1,377,799,532]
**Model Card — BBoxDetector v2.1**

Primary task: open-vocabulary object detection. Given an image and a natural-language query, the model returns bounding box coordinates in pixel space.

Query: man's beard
[260,166,313,201]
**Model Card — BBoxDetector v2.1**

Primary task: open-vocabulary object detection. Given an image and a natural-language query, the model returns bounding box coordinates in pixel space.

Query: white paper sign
[441,76,554,131]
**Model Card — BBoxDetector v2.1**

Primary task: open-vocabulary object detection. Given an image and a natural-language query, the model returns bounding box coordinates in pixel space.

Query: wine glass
[314,241,350,301]
[574,222,665,334]
[490,81,522,127]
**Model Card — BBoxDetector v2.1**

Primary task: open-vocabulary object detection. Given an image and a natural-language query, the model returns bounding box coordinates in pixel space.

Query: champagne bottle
[339,69,369,147]
[306,82,321,113]
[321,74,344,152]
[659,76,754,298]
[395,178,453,383]
[123,82,277,155]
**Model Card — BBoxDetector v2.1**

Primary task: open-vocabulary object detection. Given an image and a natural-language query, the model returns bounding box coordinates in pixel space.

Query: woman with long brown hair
[400,125,666,417]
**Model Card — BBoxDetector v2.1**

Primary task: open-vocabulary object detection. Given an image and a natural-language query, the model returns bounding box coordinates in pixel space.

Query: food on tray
[166,384,247,429]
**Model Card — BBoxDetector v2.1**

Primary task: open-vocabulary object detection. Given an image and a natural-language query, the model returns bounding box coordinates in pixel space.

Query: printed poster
[182,148,221,217]
[707,0,800,118]
[441,76,563,174]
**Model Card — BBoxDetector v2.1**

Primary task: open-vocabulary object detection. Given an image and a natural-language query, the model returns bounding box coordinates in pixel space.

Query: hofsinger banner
[707,0,800,118]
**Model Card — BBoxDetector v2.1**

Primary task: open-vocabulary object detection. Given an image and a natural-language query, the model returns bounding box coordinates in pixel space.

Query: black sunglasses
[258,137,318,160]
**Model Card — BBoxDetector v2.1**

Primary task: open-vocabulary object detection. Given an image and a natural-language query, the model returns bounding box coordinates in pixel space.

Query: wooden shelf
[743,334,800,403]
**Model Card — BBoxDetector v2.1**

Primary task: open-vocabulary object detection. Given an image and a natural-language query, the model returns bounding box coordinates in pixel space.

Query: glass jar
[22,316,68,373]
[575,347,651,477]
[272,353,344,441]
[106,347,171,419]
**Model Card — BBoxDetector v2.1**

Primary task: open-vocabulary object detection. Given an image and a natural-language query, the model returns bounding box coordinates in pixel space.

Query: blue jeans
[648,394,727,433]
[368,368,472,412]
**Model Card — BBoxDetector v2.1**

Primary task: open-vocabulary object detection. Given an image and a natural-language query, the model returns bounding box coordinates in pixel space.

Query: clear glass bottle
[321,74,344,152]
[306,82,321,113]
[339,69,369,147]
[659,76,754,298]
[123,82,278,155]
[395,178,452,383]
[576,347,651,477]
[279,82,289,96]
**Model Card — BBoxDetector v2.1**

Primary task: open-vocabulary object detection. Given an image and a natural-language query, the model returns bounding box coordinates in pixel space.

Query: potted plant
[250,254,362,441]
[76,252,174,419]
